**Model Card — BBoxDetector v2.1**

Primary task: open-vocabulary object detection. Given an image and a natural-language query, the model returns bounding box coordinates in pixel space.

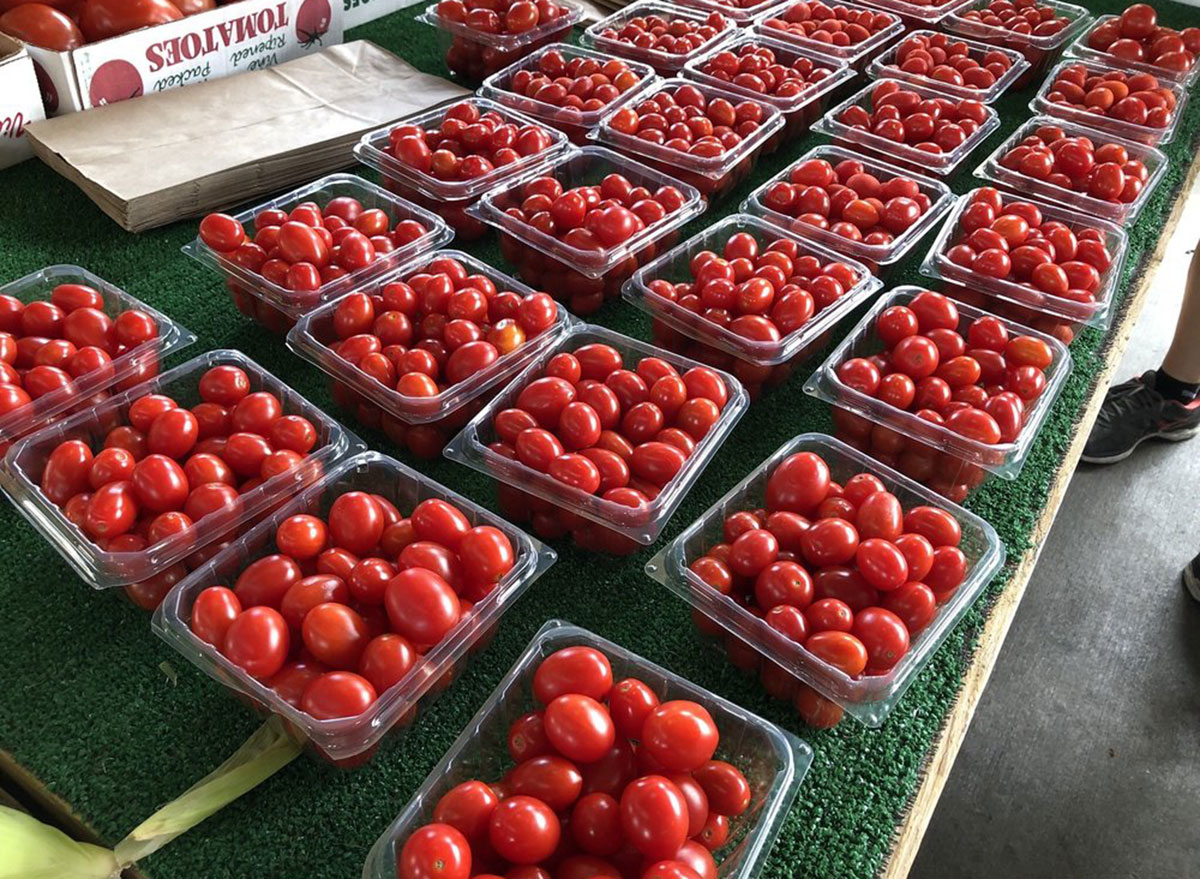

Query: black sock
[1155,368,1200,402]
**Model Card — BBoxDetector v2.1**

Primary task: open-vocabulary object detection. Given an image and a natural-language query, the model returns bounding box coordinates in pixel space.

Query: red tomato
[620,775,689,860]
[489,796,561,865]
[78,0,183,42]
[533,646,614,703]
[640,700,719,772]
[0,3,82,50]
[300,671,377,719]
[433,781,499,845]
[608,677,659,740]
[544,693,615,763]
[190,586,242,647]
[222,606,290,679]
[851,606,910,672]
[399,823,472,879]
[384,568,461,646]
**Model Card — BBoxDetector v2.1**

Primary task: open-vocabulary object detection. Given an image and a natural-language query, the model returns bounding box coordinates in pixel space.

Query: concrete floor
[911,189,1200,879]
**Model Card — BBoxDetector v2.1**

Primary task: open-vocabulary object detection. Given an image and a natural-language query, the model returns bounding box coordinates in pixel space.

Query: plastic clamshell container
[479,43,661,144]
[742,144,955,271]
[646,433,1006,725]
[944,0,1092,83]
[804,287,1072,493]
[974,115,1168,225]
[182,174,452,333]
[752,0,905,69]
[857,0,976,27]
[153,451,556,764]
[921,191,1127,331]
[581,0,738,76]
[0,265,196,449]
[623,213,882,372]
[1068,15,1200,88]
[682,31,857,138]
[590,77,785,200]
[867,30,1031,102]
[286,250,574,449]
[812,79,1002,177]
[1030,58,1189,147]
[362,618,813,878]
[354,98,572,243]
[418,0,585,81]
[0,350,362,591]
[674,0,791,25]
[444,323,749,549]
[470,146,706,314]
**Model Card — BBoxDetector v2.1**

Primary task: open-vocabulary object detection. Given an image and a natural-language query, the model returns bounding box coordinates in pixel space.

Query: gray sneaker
[1082,371,1200,464]
[1182,555,1200,604]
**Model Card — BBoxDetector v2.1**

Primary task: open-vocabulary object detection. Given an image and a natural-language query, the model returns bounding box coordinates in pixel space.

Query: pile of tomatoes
[997,123,1152,206]
[696,42,840,101]
[198,199,430,296]
[953,0,1073,37]
[1084,3,1199,75]
[434,0,569,35]
[1043,63,1179,131]
[759,1,898,49]
[0,0,202,52]
[435,0,576,78]
[397,645,752,879]
[501,51,648,121]
[0,283,160,418]
[758,155,933,248]
[188,492,516,721]
[835,81,991,154]
[944,188,1115,304]
[606,83,771,162]
[593,10,730,67]
[836,289,1053,446]
[885,32,1015,91]
[687,449,969,728]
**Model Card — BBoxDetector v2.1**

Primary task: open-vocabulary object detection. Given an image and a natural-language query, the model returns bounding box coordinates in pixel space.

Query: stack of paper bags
[23,41,469,232]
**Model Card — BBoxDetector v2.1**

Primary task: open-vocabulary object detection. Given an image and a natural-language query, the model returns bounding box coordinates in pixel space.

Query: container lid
[944,0,1093,51]
[751,0,905,66]
[1067,15,1200,87]
[581,0,739,70]
[866,29,1032,102]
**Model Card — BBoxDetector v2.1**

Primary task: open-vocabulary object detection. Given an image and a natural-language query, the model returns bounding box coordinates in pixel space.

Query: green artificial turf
[0,5,1198,879]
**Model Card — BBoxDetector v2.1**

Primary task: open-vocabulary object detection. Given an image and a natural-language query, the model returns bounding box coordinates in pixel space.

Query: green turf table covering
[1,5,1198,878]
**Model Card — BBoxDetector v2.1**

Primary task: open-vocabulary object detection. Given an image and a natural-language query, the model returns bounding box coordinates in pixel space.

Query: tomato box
[0,35,46,169]
[23,0,343,116]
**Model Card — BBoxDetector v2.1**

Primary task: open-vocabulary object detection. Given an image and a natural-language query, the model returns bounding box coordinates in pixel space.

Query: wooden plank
[879,151,1200,879]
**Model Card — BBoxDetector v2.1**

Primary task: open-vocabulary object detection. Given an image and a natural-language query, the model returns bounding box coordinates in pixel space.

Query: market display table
[0,4,1198,879]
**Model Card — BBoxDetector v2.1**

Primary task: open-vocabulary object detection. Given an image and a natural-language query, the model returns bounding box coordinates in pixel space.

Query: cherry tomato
[222,606,290,679]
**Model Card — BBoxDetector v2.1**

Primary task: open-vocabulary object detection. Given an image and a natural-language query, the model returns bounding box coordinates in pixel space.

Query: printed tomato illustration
[295,0,330,47]
[32,60,59,114]
[88,59,144,107]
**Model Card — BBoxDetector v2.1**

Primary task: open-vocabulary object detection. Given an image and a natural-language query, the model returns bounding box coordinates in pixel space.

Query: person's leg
[1158,242,1200,397]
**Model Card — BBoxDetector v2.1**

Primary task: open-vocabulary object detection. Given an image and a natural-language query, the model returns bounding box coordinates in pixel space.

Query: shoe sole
[1182,565,1200,603]
[1081,427,1200,465]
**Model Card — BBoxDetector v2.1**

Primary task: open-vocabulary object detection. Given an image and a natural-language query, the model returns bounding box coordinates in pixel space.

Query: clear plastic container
[152,451,556,766]
[417,0,586,82]
[362,618,813,878]
[974,115,1168,225]
[675,0,791,24]
[857,0,975,29]
[469,146,706,315]
[645,433,1005,726]
[804,288,1072,501]
[742,144,955,273]
[944,0,1092,85]
[682,31,857,138]
[0,265,195,451]
[354,98,572,244]
[182,174,452,335]
[581,0,739,76]
[444,323,749,554]
[1068,15,1200,88]
[479,43,661,145]
[920,190,1128,331]
[590,78,785,200]
[1030,58,1189,147]
[286,250,575,460]
[0,349,362,592]
[752,0,905,70]
[623,213,882,397]
[867,30,1031,102]
[812,79,1002,178]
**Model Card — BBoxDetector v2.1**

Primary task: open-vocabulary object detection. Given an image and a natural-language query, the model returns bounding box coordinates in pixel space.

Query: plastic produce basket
[682,31,857,138]
[646,433,1005,726]
[675,0,792,24]
[479,43,661,144]
[0,265,195,451]
[974,115,1168,225]
[812,79,1002,178]
[623,213,882,397]
[590,78,785,200]
[361,618,813,878]
[856,0,975,28]
[1068,15,1200,88]
[469,146,706,315]
[0,349,362,592]
[444,323,748,554]
[752,0,905,69]
[944,0,1092,85]
[1030,58,1189,147]
[354,98,571,243]
[921,191,1127,332]
[581,0,738,76]
[417,0,585,82]
[742,144,955,273]
[804,286,1072,497]
[152,451,556,765]
[867,30,1031,102]
[182,174,452,334]
[286,250,575,459]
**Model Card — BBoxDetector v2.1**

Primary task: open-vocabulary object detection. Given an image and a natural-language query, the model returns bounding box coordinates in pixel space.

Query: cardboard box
[0,35,46,169]
[24,0,345,115]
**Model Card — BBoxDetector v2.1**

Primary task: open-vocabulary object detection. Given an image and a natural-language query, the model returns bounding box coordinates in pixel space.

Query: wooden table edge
[879,150,1200,879]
